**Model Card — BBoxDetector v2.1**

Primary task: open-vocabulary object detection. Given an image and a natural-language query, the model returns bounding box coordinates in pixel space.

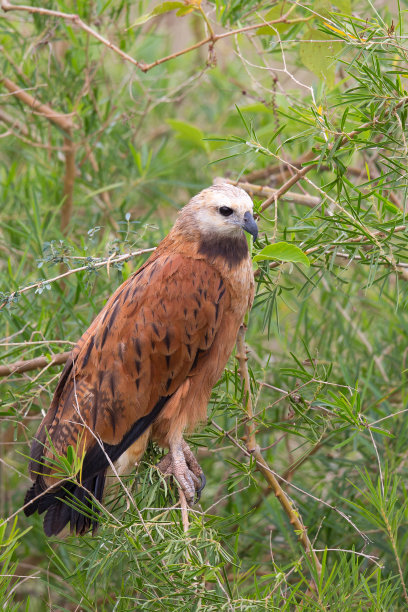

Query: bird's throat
[197,233,249,268]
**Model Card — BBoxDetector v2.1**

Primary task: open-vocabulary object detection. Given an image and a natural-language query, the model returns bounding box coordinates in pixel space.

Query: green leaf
[130,2,186,27]
[166,119,207,150]
[255,5,293,35]
[239,103,275,115]
[314,0,351,17]
[66,445,74,466]
[253,242,310,266]
[299,30,342,90]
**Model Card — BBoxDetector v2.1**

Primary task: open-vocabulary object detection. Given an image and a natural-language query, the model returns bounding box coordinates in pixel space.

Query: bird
[24,183,258,536]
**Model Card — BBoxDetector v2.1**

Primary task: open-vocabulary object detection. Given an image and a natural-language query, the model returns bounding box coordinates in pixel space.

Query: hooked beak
[242,211,258,240]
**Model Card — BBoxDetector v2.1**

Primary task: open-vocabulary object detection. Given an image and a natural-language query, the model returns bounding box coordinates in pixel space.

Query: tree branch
[1,1,304,74]
[1,75,76,232]
[0,76,74,132]
[0,351,71,378]
[1,0,147,71]
[260,164,314,213]
[235,324,322,577]
[222,178,320,209]
[0,247,156,310]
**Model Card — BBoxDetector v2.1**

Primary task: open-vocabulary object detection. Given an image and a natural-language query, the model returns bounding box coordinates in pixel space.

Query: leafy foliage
[1,0,408,609]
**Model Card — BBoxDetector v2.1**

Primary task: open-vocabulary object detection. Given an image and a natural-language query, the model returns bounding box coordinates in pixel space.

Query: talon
[156,440,205,505]
[196,473,206,501]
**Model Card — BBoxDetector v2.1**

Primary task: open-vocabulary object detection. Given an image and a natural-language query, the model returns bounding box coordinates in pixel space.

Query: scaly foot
[157,440,205,504]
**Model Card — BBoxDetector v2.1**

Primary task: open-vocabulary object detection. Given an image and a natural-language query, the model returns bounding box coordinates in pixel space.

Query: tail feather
[24,482,42,516]
[24,473,107,536]
[25,394,171,536]
[43,500,71,537]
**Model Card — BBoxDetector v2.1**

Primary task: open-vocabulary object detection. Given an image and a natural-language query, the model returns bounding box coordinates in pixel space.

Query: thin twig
[61,133,75,234]
[1,1,306,74]
[235,324,322,577]
[1,1,147,71]
[313,548,382,568]
[0,247,156,310]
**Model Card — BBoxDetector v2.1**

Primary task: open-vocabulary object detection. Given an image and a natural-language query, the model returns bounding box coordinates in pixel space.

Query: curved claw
[195,472,206,502]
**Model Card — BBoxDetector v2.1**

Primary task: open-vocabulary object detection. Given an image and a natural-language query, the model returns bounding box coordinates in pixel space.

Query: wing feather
[29,252,228,487]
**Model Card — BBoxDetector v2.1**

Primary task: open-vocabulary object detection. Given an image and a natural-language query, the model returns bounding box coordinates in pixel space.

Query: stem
[382,510,408,605]
[179,490,190,534]
[61,133,75,234]
[0,247,156,310]
[236,326,256,452]
[235,324,322,577]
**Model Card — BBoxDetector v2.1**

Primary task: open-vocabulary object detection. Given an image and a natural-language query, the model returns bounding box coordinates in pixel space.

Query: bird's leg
[156,437,205,505]
[181,440,206,497]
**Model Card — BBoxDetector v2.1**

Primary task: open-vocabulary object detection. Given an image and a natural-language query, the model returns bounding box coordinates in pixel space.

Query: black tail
[24,394,172,536]
[24,472,106,536]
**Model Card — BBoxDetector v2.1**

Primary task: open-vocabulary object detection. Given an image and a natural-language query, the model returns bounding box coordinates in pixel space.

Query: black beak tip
[243,211,258,241]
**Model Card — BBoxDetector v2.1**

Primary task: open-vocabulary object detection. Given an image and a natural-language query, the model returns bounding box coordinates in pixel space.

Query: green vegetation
[1,0,408,609]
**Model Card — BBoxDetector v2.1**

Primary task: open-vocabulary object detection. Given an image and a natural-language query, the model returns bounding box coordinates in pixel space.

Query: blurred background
[1,1,408,609]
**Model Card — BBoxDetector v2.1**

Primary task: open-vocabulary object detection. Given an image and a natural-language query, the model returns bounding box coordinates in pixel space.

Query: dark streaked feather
[25,248,230,535]
[25,395,171,535]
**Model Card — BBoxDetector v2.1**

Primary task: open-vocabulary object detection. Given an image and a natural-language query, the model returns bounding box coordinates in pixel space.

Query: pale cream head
[175,183,258,240]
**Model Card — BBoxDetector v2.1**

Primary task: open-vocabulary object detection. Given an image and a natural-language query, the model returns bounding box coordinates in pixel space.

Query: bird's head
[176,183,258,241]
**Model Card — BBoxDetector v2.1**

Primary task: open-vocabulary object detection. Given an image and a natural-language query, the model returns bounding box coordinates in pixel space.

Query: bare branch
[0,76,74,132]
[260,164,314,213]
[0,351,71,378]
[1,1,147,72]
[235,324,322,577]
[222,178,320,208]
[1,1,307,75]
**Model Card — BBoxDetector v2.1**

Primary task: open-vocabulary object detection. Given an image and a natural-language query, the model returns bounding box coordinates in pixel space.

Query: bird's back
[25,243,230,534]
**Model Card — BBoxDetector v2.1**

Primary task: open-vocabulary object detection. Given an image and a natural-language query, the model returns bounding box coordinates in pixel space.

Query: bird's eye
[219,206,233,217]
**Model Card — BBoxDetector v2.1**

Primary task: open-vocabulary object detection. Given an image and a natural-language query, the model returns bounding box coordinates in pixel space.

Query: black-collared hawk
[24,184,258,536]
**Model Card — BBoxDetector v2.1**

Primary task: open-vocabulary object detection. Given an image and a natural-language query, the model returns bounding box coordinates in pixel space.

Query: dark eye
[219,206,233,217]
